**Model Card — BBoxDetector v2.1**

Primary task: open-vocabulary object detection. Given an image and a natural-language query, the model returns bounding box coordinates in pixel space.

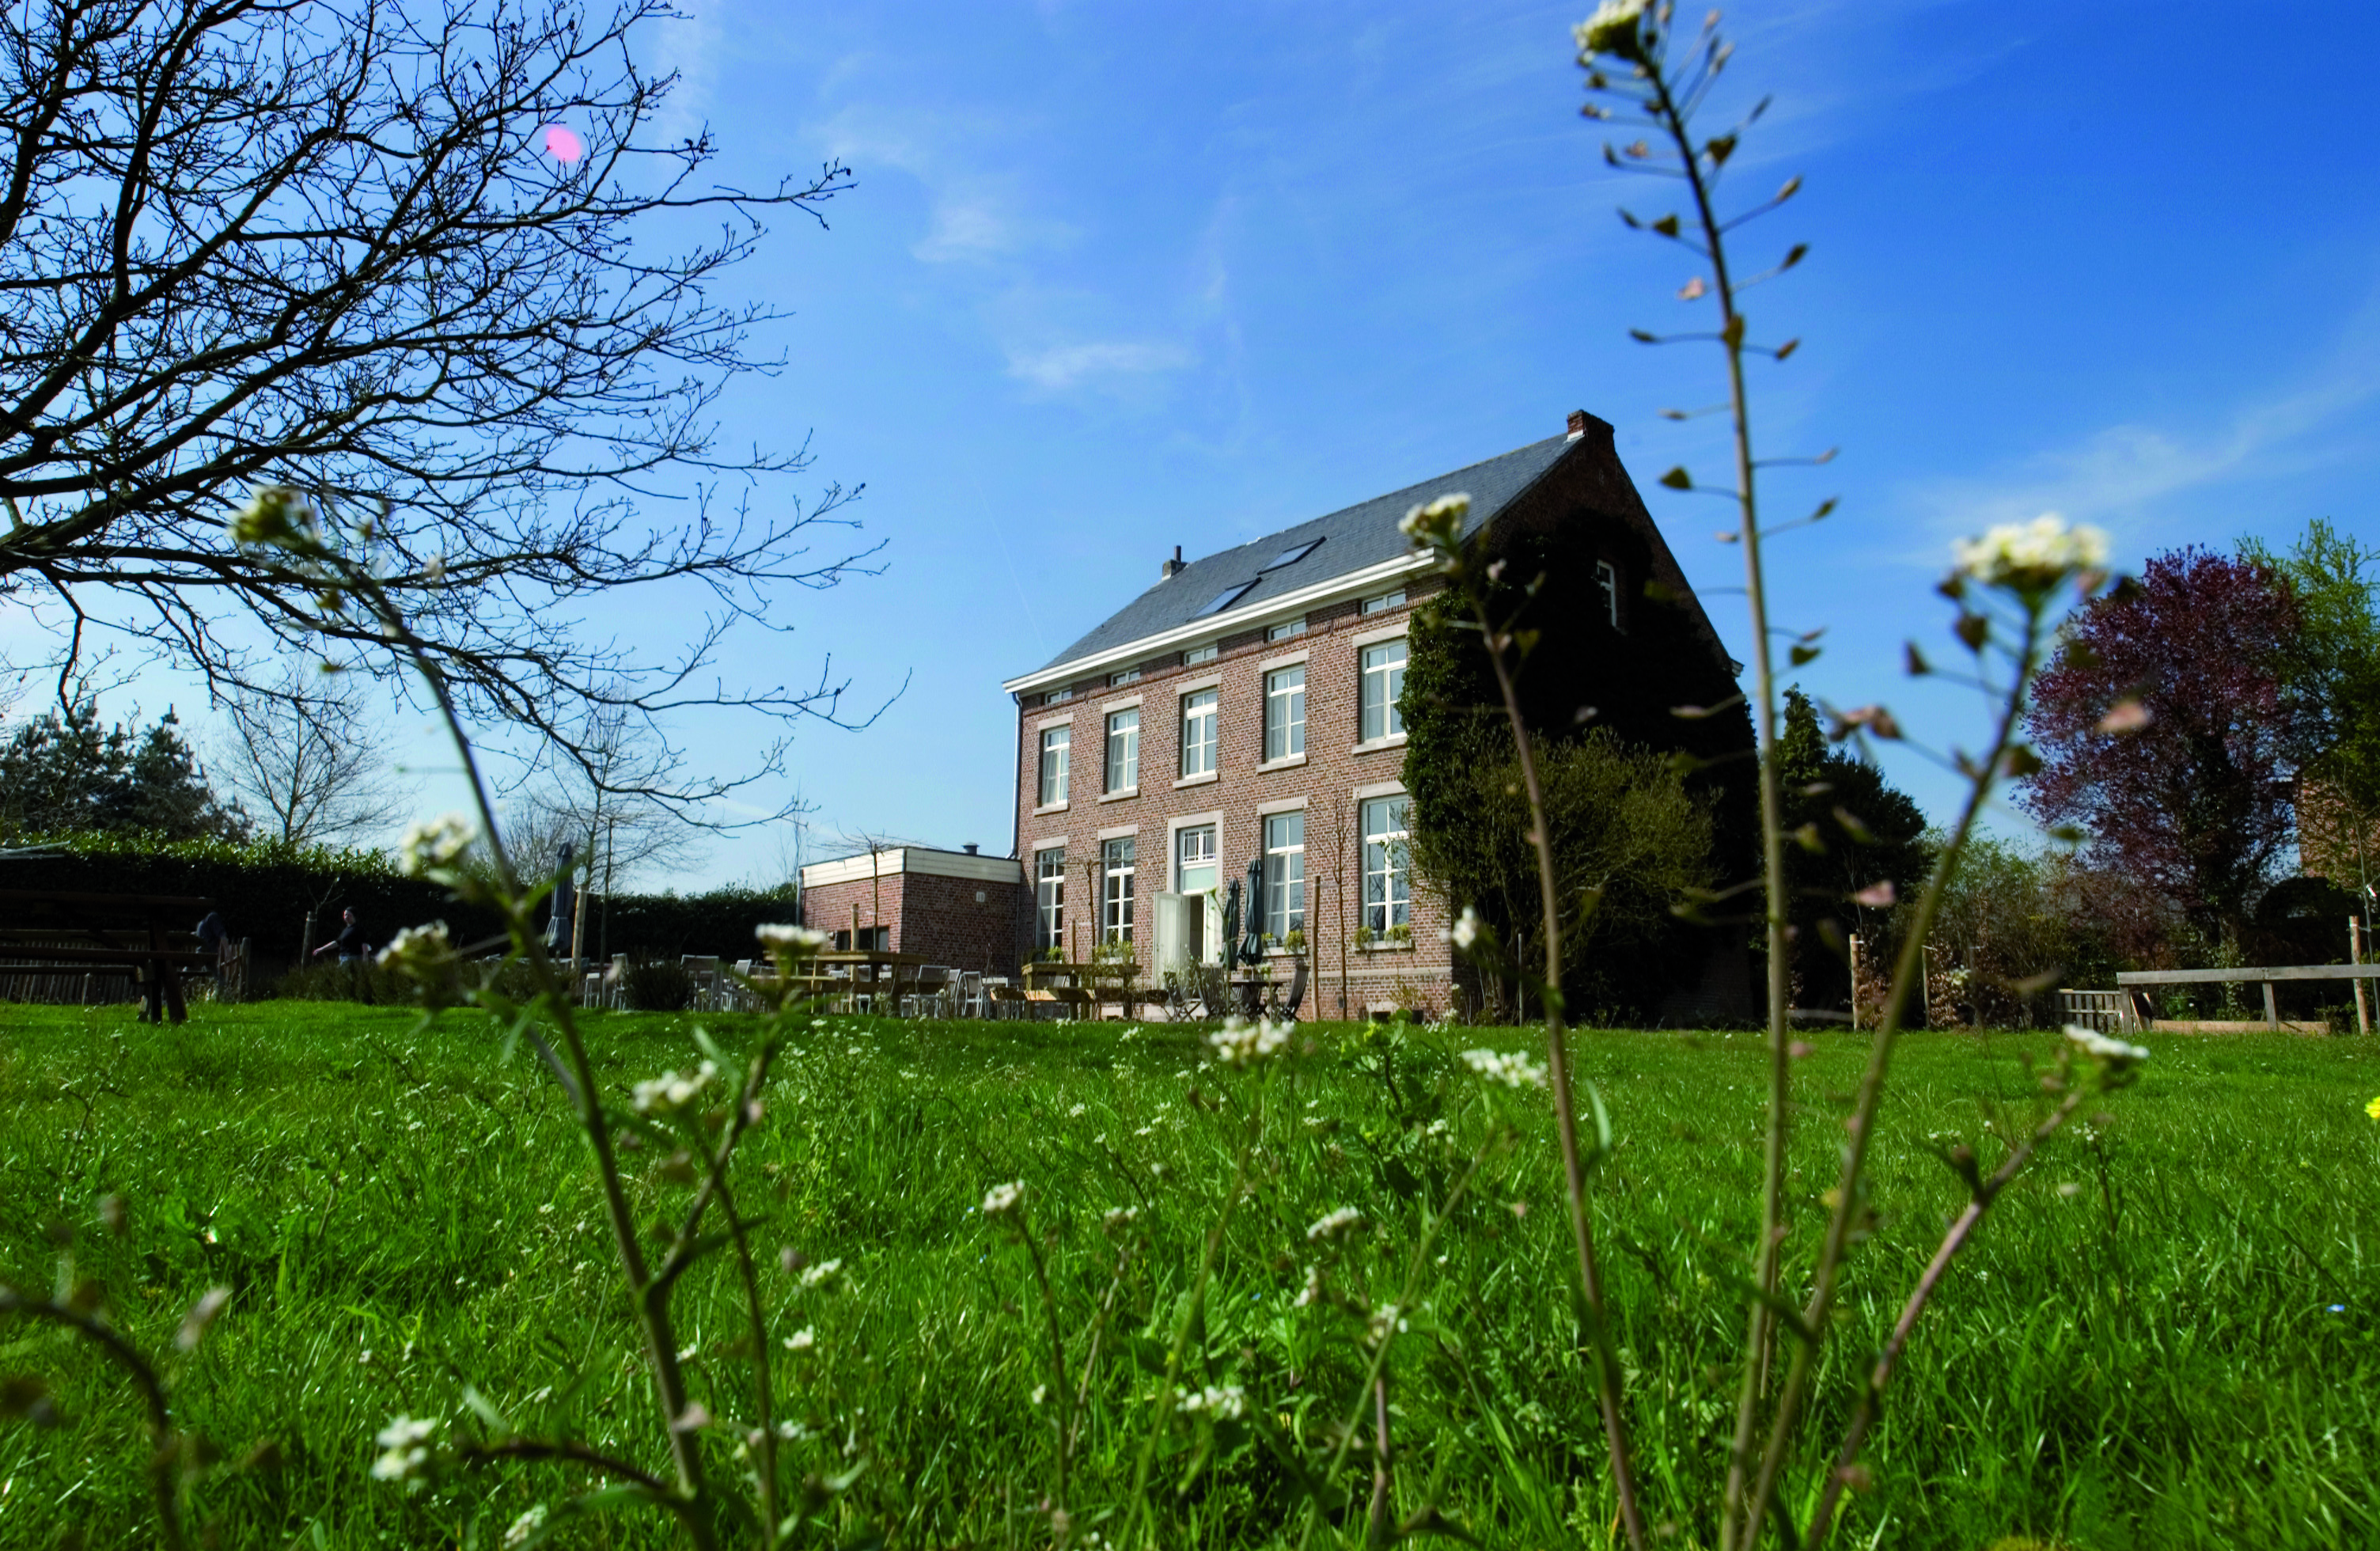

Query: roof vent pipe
[964,843,980,855]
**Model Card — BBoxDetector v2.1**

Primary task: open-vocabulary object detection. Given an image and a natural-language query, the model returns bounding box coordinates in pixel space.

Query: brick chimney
[1567,409,1590,440]
[1160,544,1184,579]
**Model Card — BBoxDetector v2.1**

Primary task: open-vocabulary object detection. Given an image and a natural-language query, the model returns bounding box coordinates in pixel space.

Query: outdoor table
[1023,961,1143,1018]
[1226,968,1274,1019]
[815,950,928,1014]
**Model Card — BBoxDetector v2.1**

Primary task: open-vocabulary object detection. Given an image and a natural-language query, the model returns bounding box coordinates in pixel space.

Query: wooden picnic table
[1024,960,1143,1017]
[0,889,220,1024]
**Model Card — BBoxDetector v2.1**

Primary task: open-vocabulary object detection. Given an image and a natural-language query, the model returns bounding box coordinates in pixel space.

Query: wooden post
[1848,933,1863,1031]
[2261,979,2279,1027]
[2354,916,2371,1035]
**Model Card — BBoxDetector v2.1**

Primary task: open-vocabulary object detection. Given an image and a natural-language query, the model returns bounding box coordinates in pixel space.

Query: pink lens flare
[541,123,585,164]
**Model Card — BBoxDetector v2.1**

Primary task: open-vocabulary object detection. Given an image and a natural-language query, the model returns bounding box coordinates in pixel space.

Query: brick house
[798,845,1025,972]
[1001,411,1753,1021]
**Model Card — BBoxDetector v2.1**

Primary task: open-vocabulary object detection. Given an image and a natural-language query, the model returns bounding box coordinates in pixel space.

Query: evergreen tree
[1773,687,1931,1007]
[0,702,248,842]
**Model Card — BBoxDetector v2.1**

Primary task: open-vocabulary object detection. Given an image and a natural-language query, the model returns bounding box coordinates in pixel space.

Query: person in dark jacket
[195,910,229,988]
[313,908,369,964]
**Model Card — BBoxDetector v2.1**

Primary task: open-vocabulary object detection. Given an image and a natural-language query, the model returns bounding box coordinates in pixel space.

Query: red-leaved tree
[2022,546,2314,946]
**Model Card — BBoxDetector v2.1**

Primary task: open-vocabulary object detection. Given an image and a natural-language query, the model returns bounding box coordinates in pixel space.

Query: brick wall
[799,863,1026,975]
[1011,577,1455,1018]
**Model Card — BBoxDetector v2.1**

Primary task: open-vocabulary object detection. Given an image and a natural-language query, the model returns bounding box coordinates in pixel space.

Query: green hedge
[0,832,798,977]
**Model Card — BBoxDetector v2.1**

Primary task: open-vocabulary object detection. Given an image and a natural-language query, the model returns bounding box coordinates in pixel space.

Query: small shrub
[621,958,695,1012]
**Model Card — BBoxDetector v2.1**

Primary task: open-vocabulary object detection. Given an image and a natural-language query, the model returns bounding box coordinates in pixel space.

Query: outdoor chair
[903,965,953,1018]
[681,955,721,1011]
[1269,958,1309,1022]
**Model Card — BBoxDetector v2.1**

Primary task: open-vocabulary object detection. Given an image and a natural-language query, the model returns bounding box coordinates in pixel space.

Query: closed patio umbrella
[1222,880,1242,973]
[1239,855,1266,966]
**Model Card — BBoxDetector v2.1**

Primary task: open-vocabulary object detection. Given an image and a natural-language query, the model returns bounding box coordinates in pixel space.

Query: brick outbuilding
[797,845,1025,973]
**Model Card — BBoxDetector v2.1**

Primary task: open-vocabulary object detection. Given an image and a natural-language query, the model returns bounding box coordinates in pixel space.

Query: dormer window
[1110,668,1141,687]
[1266,618,1306,643]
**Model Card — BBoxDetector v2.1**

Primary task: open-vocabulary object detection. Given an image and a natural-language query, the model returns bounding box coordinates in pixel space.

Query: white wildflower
[1397,492,1470,552]
[1031,1384,1049,1405]
[982,1180,1025,1219]
[2064,1023,2149,1075]
[798,1257,844,1290]
[1443,905,1483,950]
[1574,0,1650,60]
[227,485,310,548]
[397,813,477,876]
[502,1505,548,1547]
[1366,1303,1408,1345]
[370,1415,438,1481]
[1951,514,2110,595]
[1207,1014,1291,1068]
[1102,1205,1139,1231]
[1293,1263,1325,1307]
[782,1327,816,1352]
[1067,1103,1087,1118]
[756,922,832,954]
[1461,1048,1550,1090]
[631,1060,718,1117]
[1176,1384,1247,1421]
[1306,1206,1363,1242]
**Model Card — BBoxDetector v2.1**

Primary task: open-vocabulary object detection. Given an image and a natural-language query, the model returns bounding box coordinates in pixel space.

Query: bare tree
[214,669,410,844]
[0,0,883,779]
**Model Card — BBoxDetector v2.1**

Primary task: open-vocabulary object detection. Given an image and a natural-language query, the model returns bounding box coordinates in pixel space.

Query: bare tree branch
[0,0,885,768]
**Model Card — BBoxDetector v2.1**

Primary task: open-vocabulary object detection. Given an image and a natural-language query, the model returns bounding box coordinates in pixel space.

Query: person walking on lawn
[313,908,369,964]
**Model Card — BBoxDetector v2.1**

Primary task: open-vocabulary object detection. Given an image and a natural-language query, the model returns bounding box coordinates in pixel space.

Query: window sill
[1033,801,1070,816]
[1353,734,1408,756]
[1173,770,1219,790]
[1357,940,1416,954]
[1257,753,1309,773]
[1097,787,1140,804]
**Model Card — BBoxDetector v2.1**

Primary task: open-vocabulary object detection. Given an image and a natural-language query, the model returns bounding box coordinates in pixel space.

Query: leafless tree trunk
[214,669,410,845]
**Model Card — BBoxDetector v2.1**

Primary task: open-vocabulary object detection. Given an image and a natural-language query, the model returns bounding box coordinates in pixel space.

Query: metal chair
[1268,958,1309,1022]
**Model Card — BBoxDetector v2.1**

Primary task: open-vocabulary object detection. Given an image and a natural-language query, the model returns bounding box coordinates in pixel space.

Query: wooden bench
[0,890,221,1024]
[2113,963,2380,1032]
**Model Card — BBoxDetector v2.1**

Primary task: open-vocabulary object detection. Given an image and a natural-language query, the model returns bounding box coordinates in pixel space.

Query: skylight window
[1262,537,1324,571]
[1192,580,1257,618]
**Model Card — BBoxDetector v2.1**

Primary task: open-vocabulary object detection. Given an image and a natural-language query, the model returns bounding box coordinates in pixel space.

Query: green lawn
[2,1001,2376,1549]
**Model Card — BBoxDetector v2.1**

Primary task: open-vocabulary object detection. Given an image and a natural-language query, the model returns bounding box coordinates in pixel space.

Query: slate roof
[1029,433,1578,677]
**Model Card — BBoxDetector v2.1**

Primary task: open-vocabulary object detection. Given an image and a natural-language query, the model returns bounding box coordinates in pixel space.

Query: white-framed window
[1180,689,1218,778]
[1360,639,1407,742]
[1102,836,1136,942]
[1362,797,1411,933]
[1036,847,1066,951]
[1266,618,1307,643]
[1046,686,1074,705]
[1361,589,1407,616]
[1037,726,1070,806]
[1105,707,1139,793]
[1596,559,1621,630]
[1176,823,1217,889]
[1182,643,1218,666]
[1264,665,1306,761]
[1262,812,1305,941]
[1110,667,1142,686]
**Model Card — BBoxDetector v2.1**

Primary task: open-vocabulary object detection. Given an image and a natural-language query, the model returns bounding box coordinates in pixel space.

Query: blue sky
[27,1,2380,885]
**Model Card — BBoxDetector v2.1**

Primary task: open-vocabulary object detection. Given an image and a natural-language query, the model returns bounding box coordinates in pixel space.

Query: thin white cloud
[817,107,1074,264]
[1006,339,1197,391]
[643,3,724,151]
[1901,308,2380,556]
